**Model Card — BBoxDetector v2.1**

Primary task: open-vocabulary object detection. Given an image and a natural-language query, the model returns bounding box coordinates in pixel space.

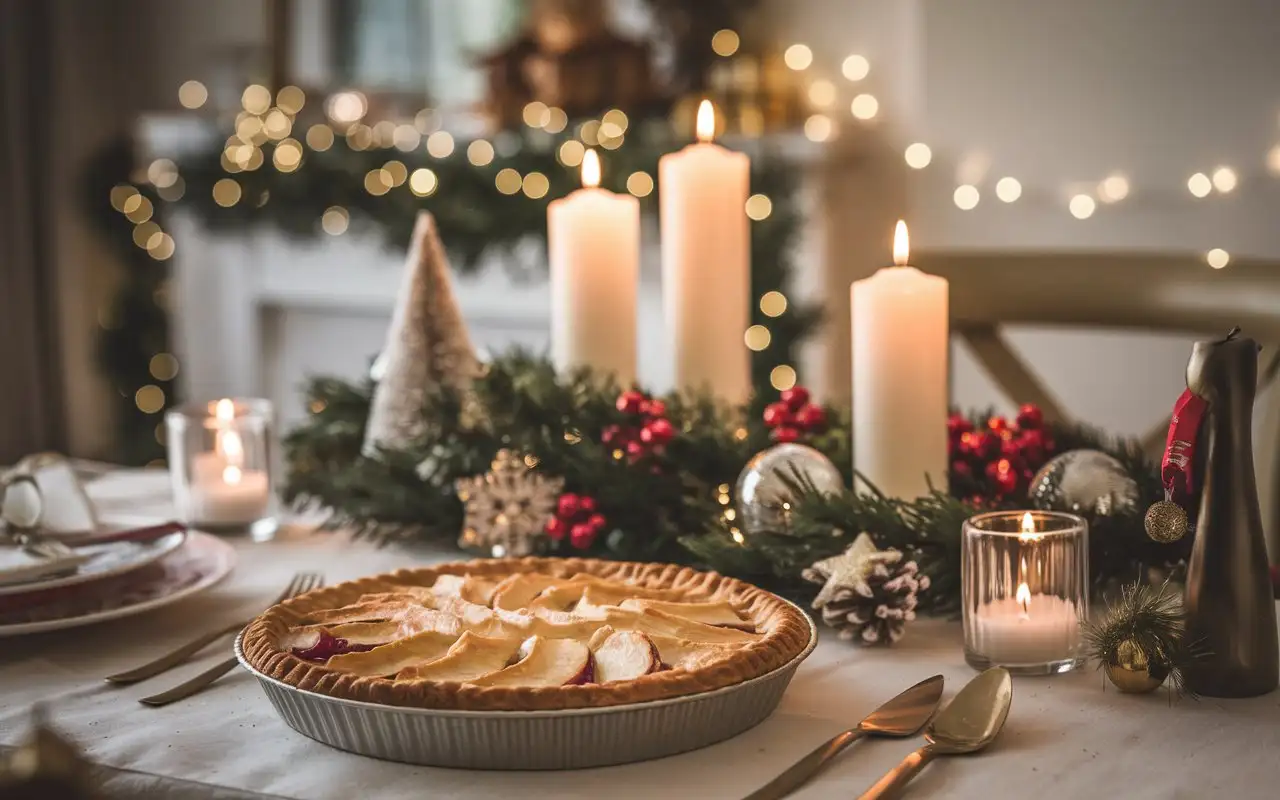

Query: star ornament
[808,532,886,607]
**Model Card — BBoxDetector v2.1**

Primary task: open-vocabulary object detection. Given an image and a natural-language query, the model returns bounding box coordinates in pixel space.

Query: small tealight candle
[167,398,277,540]
[962,510,1088,675]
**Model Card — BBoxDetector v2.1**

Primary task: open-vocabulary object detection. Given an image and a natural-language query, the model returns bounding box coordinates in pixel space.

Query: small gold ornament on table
[1084,580,1201,696]
[455,449,564,558]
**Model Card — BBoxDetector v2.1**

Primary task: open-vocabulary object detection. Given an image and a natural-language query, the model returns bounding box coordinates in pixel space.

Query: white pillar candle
[971,590,1081,665]
[548,150,639,384]
[851,221,949,499]
[659,100,751,402]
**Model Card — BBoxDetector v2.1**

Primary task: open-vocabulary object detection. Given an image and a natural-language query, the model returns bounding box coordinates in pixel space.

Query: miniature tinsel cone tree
[363,212,481,454]
[801,533,929,645]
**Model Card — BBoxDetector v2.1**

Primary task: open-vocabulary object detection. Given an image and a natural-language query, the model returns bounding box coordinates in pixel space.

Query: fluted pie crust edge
[241,557,813,711]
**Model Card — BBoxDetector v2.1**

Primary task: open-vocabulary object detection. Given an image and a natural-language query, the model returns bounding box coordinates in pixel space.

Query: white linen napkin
[0,546,90,586]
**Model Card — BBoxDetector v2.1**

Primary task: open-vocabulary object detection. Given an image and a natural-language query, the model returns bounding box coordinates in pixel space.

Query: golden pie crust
[241,557,812,711]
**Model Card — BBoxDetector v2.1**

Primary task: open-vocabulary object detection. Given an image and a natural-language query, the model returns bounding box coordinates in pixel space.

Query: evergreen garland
[284,354,1185,611]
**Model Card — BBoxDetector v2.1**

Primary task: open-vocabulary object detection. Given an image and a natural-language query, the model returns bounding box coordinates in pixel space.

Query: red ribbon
[1161,389,1207,503]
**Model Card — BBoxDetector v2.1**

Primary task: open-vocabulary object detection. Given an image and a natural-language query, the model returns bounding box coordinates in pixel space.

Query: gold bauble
[1144,500,1188,543]
[1103,638,1166,693]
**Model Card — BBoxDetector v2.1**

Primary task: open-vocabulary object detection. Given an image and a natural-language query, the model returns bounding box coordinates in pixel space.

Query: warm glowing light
[495,168,522,195]
[1069,194,1096,219]
[626,171,653,197]
[215,398,235,422]
[110,185,138,211]
[850,94,879,120]
[808,79,836,108]
[996,177,1022,203]
[382,160,408,187]
[222,465,243,485]
[523,171,550,199]
[409,168,438,196]
[1016,582,1032,615]
[954,184,979,210]
[1187,172,1212,198]
[364,169,392,196]
[263,108,292,139]
[241,84,271,114]
[467,139,495,166]
[147,159,179,188]
[1268,145,1280,175]
[1020,511,1037,540]
[326,91,367,124]
[414,109,439,134]
[135,385,165,414]
[745,193,773,220]
[222,430,243,463]
[581,149,601,188]
[602,108,630,134]
[545,107,568,133]
[1099,174,1130,202]
[147,233,176,260]
[1206,248,1230,269]
[426,131,455,158]
[711,29,740,57]
[804,114,833,142]
[522,101,551,128]
[149,353,179,381]
[132,221,160,249]
[178,80,208,109]
[760,291,787,317]
[1212,166,1238,193]
[273,139,303,171]
[744,325,772,351]
[579,120,601,146]
[904,143,932,169]
[783,44,813,71]
[393,124,421,152]
[212,179,241,207]
[276,85,305,114]
[696,100,715,143]
[842,54,870,81]
[156,178,185,202]
[770,365,797,391]
[558,140,585,167]
[305,124,334,151]
[321,206,349,235]
[892,220,910,266]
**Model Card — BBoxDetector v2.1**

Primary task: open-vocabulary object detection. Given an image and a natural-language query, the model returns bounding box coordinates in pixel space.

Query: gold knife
[744,674,945,800]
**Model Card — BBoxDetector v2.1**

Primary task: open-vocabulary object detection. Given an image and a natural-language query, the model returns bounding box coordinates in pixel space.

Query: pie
[241,557,812,711]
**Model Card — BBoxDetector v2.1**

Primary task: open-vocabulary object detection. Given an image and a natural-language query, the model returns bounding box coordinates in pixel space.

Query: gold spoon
[858,667,1013,800]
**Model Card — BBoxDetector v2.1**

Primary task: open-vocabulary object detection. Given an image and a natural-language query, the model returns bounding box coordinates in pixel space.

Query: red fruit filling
[292,630,378,662]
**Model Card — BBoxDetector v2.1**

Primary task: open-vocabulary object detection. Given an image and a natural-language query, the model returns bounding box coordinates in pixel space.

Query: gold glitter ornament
[1144,500,1188,543]
[1103,638,1167,693]
[455,449,563,557]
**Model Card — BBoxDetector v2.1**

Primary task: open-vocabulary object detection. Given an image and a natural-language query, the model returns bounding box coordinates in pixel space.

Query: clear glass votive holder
[962,510,1088,675]
[166,398,278,541]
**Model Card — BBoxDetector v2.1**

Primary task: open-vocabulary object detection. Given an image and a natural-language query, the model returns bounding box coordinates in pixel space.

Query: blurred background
[4,0,1280,475]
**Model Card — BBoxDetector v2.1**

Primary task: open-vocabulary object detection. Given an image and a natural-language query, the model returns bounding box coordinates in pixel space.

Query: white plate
[0,527,187,596]
[0,532,236,637]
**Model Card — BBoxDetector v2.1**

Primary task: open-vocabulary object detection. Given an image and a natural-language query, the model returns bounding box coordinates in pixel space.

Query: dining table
[1,467,1278,799]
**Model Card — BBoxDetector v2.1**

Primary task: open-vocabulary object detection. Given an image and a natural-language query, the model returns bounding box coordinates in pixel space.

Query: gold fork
[139,571,325,707]
[107,571,323,686]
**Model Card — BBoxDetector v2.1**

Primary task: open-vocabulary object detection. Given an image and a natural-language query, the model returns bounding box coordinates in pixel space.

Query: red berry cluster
[545,493,607,550]
[948,404,1054,500]
[604,390,675,462]
[763,386,827,443]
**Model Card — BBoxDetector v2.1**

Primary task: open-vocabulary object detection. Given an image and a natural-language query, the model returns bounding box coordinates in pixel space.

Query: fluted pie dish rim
[240,556,814,712]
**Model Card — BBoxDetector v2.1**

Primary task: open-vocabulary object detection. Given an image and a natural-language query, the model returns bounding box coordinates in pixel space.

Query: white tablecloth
[2,470,1278,799]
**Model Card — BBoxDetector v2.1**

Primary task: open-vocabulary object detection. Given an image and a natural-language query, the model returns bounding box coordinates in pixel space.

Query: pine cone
[802,539,929,645]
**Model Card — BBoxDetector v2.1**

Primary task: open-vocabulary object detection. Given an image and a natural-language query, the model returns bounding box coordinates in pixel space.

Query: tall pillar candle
[851,221,949,499]
[548,149,639,384]
[659,100,750,401]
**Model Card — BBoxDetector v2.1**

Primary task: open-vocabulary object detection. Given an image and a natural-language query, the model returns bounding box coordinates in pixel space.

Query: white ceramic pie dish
[234,599,817,770]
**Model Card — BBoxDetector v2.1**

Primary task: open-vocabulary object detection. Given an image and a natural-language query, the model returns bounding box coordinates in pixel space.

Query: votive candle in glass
[962,510,1088,675]
[166,398,277,540]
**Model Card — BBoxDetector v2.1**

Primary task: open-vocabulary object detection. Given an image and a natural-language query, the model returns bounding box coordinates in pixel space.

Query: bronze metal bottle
[1183,328,1278,697]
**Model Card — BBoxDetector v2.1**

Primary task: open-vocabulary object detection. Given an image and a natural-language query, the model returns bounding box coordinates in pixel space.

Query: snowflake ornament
[454,449,564,557]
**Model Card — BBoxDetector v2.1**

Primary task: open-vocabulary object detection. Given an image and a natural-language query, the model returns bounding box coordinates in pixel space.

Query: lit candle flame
[1016,582,1031,616]
[696,99,715,143]
[222,429,244,466]
[215,398,235,422]
[892,220,910,266]
[222,464,243,485]
[1019,511,1038,541]
[581,149,600,189]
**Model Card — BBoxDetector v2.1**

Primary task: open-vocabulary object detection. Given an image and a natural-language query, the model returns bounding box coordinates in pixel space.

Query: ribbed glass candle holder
[166,398,277,541]
[962,510,1088,675]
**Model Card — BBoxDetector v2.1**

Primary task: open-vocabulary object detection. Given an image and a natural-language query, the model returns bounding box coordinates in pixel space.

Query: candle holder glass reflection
[166,399,278,541]
[962,510,1088,675]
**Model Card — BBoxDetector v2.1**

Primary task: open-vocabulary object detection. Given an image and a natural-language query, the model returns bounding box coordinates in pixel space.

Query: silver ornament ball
[736,443,844,536]
[1029,449,1139,516]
